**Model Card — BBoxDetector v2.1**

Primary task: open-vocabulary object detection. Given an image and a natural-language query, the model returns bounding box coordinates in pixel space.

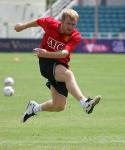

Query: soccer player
[14,9,101,123]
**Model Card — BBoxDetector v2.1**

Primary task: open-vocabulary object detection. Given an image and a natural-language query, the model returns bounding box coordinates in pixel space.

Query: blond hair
[62,9,79,21]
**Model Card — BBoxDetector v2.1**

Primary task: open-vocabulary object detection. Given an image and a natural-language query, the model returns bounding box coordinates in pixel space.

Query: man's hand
[33,48,47,57]
[14,23,24,32]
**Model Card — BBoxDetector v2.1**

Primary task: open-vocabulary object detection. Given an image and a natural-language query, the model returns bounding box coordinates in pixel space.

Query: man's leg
[39,86,67,112]
[55,64,101,113]
[22,86,67,122]
[55,64,86,101]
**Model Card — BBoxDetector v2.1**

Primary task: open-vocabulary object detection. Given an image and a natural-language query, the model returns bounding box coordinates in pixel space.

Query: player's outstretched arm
[33,48,69,58]
[14,19,39,32]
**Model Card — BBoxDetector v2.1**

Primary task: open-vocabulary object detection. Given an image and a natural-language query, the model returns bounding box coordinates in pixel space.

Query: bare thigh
[55,64,71,82]
[54,64,84,101]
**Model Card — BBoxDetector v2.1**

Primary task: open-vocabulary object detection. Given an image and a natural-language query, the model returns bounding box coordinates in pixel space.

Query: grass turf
[0,53,125,150]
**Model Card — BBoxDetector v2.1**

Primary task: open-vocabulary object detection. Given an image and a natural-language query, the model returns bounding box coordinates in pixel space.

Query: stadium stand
[0,0,77,38]
[0,0,125,39]
[73,5,125,38]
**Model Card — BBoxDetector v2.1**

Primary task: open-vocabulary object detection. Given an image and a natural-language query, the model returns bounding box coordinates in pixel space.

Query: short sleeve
[36,17,55,32]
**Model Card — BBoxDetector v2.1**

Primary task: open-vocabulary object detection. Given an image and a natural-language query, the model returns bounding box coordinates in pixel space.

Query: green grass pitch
[0,53,125,150]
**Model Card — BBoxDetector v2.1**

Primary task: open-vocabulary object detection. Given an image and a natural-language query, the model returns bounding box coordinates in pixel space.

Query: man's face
[61,16,78,34]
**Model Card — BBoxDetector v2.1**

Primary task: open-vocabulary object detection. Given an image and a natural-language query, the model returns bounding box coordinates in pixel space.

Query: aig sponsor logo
[47,37,65,51]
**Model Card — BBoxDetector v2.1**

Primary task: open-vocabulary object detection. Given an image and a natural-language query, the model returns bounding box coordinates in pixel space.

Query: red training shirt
[37,17,82,66]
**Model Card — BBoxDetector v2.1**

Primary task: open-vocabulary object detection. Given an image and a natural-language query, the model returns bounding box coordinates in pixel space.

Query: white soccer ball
[3,86,14,96]
[4,77,14,86]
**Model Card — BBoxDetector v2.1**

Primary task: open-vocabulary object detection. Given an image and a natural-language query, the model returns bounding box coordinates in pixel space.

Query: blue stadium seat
[73,6,125,36]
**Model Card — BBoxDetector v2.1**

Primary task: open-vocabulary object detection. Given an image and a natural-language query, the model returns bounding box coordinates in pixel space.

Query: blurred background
[0,0,125,53]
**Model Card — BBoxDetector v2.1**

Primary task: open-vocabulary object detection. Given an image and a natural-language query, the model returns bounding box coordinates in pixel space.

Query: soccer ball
[3,86,14,96]
[4,77,14,86]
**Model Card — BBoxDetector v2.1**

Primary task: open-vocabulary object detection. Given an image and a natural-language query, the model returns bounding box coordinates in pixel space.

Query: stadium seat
[73,5,125,37]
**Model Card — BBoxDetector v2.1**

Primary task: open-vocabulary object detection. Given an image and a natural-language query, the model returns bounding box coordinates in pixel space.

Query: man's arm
[14,19,38,32]
[33,48,69,58]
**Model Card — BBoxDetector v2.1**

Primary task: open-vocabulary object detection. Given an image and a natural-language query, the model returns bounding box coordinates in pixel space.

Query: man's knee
[53,102,66,112]
[56,105,65,112]
[65,70,74,80]
[60,70,74,83]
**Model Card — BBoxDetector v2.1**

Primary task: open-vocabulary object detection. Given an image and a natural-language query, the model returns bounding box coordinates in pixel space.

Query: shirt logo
[47,37,65,51]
